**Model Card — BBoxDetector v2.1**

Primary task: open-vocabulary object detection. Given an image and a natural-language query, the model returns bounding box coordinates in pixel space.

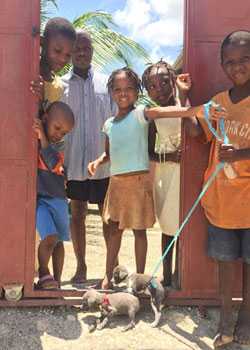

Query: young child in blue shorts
[34,101,74,289]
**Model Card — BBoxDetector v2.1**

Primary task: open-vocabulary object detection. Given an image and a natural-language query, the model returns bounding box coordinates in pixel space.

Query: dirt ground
[1,206,249,350]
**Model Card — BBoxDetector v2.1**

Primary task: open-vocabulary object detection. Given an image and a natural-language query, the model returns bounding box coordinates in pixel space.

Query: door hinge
[32,26,40,37]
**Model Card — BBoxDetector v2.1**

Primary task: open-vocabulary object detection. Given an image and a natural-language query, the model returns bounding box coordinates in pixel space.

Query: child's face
[146,67,173,106]
[222,43,250,86]
[72,35,93,70]
[46,34,74,73]
[44,111,73,143]
[111,72,138,110]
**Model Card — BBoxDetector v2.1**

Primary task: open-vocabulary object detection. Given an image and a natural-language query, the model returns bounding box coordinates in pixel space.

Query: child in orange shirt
[198,30,250,348]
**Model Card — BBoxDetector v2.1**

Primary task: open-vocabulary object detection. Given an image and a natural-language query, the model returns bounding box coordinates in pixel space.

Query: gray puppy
[82,289,140,331]
[113,265,166,327]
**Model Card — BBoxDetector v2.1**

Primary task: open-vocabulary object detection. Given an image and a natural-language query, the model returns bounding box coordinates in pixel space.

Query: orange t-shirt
[198,90,250,229]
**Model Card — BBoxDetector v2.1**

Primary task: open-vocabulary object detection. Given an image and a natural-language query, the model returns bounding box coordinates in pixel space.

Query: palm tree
[41,1,150,71]
[73,12,150,70]
[41,0,58,28]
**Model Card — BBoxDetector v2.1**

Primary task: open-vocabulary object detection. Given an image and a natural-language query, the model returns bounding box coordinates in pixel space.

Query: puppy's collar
[148,276,157,289]
[118,269,132,283]
[102,294,111,306]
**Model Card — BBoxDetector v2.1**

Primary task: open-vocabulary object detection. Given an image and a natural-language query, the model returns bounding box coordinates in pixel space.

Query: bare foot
[70,267,87,284]
[213,313,235,348]
[87,277,113,290]
[101,276,113,290]
[234,307,250,345]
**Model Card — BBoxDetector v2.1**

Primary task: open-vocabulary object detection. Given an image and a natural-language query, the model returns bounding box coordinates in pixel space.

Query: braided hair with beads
[142,60,177,105]
[107,67,142,94]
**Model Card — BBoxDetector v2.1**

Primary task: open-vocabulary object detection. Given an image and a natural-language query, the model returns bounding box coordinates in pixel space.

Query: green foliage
[41,0,58,30]
[73,11,150,71]
[40,1,150,72]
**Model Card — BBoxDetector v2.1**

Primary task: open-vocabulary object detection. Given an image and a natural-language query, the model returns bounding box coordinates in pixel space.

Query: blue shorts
[207,222,250,264]
[36,196,70,242]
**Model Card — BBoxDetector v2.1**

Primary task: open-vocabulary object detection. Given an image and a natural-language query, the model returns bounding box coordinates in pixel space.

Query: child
[30,17,76,276]
[31,17,76,106]
[34,101,74,289]
[196,30,250,348]
[88,67,222,289]
[142,61,200,287]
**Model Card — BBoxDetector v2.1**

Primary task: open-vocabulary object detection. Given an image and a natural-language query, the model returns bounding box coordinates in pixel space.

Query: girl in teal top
[88,67,223,289]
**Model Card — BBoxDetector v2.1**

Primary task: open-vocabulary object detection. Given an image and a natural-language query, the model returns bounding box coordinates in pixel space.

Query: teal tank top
[103,105,149,176]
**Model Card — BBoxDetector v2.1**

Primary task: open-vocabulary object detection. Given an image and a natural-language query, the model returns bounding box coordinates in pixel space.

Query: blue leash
[203,102,229,144]
[150,101,228,286]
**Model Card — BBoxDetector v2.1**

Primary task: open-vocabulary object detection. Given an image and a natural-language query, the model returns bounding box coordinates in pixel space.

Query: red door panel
[190,0,250,39]
[0,1,39,288]
[180,0,250,298]
[0,165,28,283]
[190,42,231,103]
[0,1,32,32]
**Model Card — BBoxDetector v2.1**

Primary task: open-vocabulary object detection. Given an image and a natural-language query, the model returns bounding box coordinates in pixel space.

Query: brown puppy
[82,289,140,331]
[113,265,166,327]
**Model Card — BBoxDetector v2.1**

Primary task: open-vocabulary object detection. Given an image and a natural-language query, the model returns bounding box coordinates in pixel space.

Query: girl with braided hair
[142,60,200,287]
[88,66,222,289]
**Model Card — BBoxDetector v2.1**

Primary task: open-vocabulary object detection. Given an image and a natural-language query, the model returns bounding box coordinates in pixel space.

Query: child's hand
[30,76,44,102]
[88,160,100,176]
[169,149,182,163]
[176,73,192,93]
[218,144,238,163]
[208,104,228,120]
[33,118,45,140]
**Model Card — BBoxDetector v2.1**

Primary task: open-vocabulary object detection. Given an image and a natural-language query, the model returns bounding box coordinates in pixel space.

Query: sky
[50,0,184,70]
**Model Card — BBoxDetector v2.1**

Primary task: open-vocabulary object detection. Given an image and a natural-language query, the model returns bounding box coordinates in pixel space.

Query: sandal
[36,274,59,290]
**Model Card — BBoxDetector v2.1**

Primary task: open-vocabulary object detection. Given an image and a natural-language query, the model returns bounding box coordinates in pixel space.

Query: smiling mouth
[54,63,63,71]
[157,95,168,102]
[51,137,60,143]
[76,57,88,62]
[233,75,246,83]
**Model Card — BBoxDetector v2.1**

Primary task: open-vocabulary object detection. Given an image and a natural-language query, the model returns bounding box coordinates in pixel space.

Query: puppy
[82,289,140,331]
[113,265,165,327]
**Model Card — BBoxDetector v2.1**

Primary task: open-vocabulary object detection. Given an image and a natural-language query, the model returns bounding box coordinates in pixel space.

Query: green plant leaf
[41,0,58,30]
[73,11,150,71]
[40,4,151,73]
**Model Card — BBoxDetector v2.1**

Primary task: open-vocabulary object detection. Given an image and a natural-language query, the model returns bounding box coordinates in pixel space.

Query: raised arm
[145,104,226,122]
[145,105,202,120]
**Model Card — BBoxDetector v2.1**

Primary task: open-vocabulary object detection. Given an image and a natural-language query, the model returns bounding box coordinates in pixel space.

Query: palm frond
[41,0,58,30]
[73,11,150,71]
[40,7,151,74]
[73,11,116,30]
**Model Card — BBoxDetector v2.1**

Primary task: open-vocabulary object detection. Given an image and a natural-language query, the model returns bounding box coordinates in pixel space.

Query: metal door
[179,0,250,299]
[0,0,40,294]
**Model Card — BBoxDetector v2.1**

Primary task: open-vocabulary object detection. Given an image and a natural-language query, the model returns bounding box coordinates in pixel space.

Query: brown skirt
[102,172,156,230]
